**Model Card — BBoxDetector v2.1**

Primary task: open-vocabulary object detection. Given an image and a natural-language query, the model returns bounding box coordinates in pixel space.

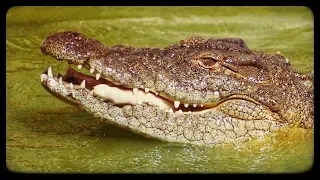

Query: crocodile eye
[197,57,218,69]
[194,54,221,69]
[194,53,237,72]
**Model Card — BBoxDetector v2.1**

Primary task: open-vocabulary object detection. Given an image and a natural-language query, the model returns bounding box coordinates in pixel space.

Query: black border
[4,2,318,177]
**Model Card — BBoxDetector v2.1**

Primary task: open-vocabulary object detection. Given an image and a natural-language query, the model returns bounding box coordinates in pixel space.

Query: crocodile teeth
[90,68,94,73]
[69,83,73,89]
[145,88,150,93]
[155,92,158,96]
[90,90,94,96]
[184,103,189,108]
[80,80,86,88]
[77,64,82,69]
[168,108,173,113]
[133,88,138,95]
[193,104,197,108]
[200,104,204,107]
[40,74,45,83]
[59,77,62,85]
[188,111,192,114]
[48,67,53,78]
[285,58,290,63]
[86,94,91,100]
[174,101,180,108]
[177,109,183,114]
[96,73,100,80]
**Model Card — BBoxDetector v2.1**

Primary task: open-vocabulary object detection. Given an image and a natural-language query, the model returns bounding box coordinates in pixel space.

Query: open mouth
[38,29,234,115]
[40,65,220,114]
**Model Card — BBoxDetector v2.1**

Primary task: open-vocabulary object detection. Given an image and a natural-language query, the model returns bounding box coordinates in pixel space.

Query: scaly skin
[39,31,314,145]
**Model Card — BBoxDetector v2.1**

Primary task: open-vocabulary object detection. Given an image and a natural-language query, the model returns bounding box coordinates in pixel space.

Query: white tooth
[155,92,159,96]
[188,111,192,114]
[184,103,189,108]
[168,108,173,113]
[214,91,220,97]
[174,101,180,108]
[48,66,53,78]
[90,90,94,96]
[145,88,150,93]
[69,83,74,89]
[96,73,100,80]
[200,104,204,107]
[80,80,86,88]
[178,109,183,114]
[90,68,94,73]
[40,74,45,83]
[59,77,62,85]
[78,64,82,69]
[193,104,197,108]
[133,88,138,95]
[285,58,290,63]
[86,94,91,100]
[99,98,105,103]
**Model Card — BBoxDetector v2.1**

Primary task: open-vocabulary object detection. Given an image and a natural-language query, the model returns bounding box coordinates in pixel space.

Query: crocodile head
[39,31,314,145]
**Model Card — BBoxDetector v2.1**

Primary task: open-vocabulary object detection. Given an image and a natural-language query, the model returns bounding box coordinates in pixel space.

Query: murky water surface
[6,6,314,173]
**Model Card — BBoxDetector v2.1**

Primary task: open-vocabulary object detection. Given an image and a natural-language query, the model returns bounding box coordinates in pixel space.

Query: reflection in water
[6,6,313,173]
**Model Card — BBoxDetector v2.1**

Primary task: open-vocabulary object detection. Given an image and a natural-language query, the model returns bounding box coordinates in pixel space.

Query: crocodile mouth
[41,65,227,114]
[41,62,273,116]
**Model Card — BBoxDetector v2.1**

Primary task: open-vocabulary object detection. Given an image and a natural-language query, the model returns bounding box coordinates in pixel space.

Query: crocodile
[39,31,314,145]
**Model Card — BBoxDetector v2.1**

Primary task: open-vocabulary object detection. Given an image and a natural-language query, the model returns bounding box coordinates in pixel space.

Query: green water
[6,6,314,173]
